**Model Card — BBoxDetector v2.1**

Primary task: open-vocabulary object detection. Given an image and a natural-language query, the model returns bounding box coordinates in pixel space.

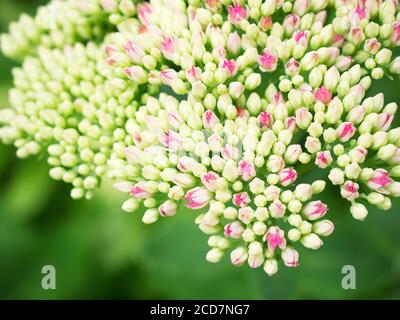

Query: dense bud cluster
[0,0,111,60]
[1,0,400,275]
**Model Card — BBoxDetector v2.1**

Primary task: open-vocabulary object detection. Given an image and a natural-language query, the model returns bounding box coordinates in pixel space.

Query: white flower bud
[262,259,278,277]
[301,233,323,249]
[313,220,335,236]
[142,209,159,224]
[230,247,248,266]
[350,203,368,221]
[206,248,224,263]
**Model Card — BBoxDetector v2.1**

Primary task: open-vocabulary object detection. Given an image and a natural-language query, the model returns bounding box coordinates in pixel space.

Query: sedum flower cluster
[1,0,400,275]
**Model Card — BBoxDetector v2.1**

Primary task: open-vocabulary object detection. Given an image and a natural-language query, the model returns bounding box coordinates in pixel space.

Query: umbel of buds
[1,0,400,276]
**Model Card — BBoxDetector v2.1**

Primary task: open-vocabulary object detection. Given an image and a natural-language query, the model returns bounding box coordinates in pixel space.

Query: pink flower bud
[368,169,393,194]
[202,110,219,129]
[161,37,176,60]
[125,40,145,63]
[392,21,400,45]
[105,44,117,65]
[269,200,286,218]
[258,111,273,128]
[131,182,150,198]
[285,144,302,163]
[229,81,244,98]
[184,187,211,209]
[264,185,281,201]
[335,56,353,72]
[227,32,241,54]
[201,171,219,191]
[230,247,248,266]
[238,160,256,181]
[325,47,340,65]
[355,3,367,20]
[281,247,300,268]
[283,14,300,35]
[238,207,254,224]
[340,181,360,201]
[267,155,285,172]
[313,220,335,237]
[295,108,312,129]
[208,133,224,150]
[259,16,273,31]
[285,58,300,76]
[349,27,365,46]
[137,2,152,25]
[186,66,201,83]
[315,151,333,169]
[293,30,308,47]
[279,168,298,186]
[228,3,248,25]
[315,86,332,104]
[293,0,310,16]
[283,117,296,133]
[349,146,368,163]
[259,50,278,72]
[337,122,356,142]
[160,69,178,85]
[315,10,327,24]
[221,144,239,160]
[124,66,147,83]
[159,130,182,151]
[177,156,196,173]
[347,105,366,123]
[236,106,249,119]
[271,93,284,108]
[221,58,237,76]
[224,221,244,239]
[233,192,251,207]
[159,200,178,217]
[264,226,286,251]
[303,201,328,221]
[377,112,394,131]
[168,111,184,128]
[332,33,345,47]
[364,38,381,54]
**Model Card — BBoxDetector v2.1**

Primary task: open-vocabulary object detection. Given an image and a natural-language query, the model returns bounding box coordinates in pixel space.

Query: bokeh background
[1,0,400,300]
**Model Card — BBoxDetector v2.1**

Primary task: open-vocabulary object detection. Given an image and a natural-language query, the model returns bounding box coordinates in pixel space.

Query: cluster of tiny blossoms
[0,0,111,60]
[1,0,400,275]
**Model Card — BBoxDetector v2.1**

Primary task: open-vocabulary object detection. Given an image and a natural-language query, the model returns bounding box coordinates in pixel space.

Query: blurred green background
[1,0,400,300]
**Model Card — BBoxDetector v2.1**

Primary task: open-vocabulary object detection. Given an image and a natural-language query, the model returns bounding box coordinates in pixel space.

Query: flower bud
[206,248,224,263]
[142,209,159,224]
[224,221,244,239]
[350,202,368,221]
[230,247,248,266]
[184,187,211,209]
[269,200,286,218]
[303,200,328,220]
[263,259,278,276]
[301,233,323,249]
[313,220,335,236]
[281,247,300,267]
[238,207,255,225]
[159,200,178,217]
[315,151,332,169]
